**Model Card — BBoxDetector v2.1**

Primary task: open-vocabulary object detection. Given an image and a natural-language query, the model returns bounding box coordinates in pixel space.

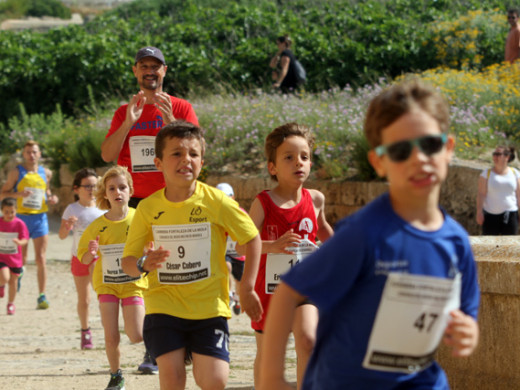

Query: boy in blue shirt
[259,80,480,390]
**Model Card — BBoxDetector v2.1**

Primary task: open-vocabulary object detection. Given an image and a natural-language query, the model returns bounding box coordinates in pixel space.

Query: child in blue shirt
[259,79,480,390]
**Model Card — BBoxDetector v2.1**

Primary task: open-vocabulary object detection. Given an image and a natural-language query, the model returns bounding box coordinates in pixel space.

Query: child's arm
[58,216,77,240]
[236,198,301,255]
[443,309,479,357]
[12,238,28,247]
[122,242,170,277]
[310,189,334,243]
[258,282,306,390]
[81,236,99,264]
[239,234,263,322]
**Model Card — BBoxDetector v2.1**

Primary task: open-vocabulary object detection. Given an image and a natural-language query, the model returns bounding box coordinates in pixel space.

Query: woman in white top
[476,145,520,235]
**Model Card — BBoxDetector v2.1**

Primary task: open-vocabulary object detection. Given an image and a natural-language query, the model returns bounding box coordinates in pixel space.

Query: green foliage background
[0,0,511,124]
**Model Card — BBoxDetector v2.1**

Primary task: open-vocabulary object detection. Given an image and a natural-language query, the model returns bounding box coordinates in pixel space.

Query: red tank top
[252,188,318,331]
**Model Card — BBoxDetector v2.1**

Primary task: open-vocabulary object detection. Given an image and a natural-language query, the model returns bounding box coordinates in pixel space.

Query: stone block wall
[437,236,520,389]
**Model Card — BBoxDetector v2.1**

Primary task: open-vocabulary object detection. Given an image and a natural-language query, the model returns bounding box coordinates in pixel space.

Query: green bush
[0,0,71,20]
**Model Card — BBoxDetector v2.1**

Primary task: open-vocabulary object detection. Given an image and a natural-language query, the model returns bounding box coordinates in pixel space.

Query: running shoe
[105,369,125,390]
[137,351,158,374]
[81,328,94,350]
[232,292,241,315]
[0,285,4,298]
[7,303,15,315]
[36,293,49,309]
[17,267,24,292]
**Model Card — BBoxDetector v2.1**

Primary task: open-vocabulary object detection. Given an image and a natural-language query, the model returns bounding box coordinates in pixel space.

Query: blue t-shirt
[282,192,480,390]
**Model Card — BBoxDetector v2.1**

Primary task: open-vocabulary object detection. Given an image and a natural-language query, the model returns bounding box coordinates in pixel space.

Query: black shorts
[144,314,230,362]
[225,255,244,281]
[0,262,23,275]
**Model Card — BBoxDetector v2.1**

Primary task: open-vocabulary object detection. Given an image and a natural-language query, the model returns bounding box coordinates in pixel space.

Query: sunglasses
[492,152,509,157]
[374,134,448,162]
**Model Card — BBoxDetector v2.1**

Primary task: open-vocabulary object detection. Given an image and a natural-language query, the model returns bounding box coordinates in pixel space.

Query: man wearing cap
[101,46,199,208]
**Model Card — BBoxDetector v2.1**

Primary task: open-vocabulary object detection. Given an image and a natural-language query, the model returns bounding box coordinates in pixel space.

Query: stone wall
[437,236,520,389]
[11,160,482,234]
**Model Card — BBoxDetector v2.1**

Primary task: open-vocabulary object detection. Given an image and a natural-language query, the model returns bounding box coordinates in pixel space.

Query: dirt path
[0,215,296,389]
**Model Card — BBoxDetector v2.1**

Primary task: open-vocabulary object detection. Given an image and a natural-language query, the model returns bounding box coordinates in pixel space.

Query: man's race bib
[0,232,18,254]
[265,236,319,294]
[129,136,158,172]
[100,244,139,284]
[22,187,44,210]
[152,223,211,284]
[362,272,461,373]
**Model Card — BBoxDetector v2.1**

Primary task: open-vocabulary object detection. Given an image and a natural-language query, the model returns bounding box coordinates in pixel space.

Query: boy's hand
[141,242,170,272]
[88,236,100,257]
[240,289,263,322]
[443,309,479,357]
[48,194,59,205]
[272,229,301,254]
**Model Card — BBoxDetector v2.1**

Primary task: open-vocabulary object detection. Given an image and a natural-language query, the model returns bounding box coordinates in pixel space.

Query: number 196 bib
[362,272,461,373]
[129,136,158,173]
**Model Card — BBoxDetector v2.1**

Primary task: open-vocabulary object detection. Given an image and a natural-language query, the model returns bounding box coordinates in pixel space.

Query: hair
[155,120,206,159]
[264,122,315,181]
[364,79,450,149]
[23,140,39,149]
[508,8,519,17]
[276,35,292,48]
[496,144,516,163]
[95,166,133,210]
[72,168,98,201]
[1,197,16,210]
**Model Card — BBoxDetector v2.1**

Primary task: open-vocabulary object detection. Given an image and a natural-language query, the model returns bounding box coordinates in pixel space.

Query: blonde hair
[95,166,133,210]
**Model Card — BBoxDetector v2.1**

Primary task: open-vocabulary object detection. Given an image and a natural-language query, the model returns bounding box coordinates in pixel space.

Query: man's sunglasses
[374,134,448,162]
[492,152,509,157]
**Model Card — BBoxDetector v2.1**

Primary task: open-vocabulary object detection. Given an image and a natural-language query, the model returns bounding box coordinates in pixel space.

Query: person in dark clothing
[269,35,302,92]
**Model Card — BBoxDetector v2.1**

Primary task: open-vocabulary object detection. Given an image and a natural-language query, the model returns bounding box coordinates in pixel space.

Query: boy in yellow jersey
[0,140,58,309]
[122,120,262,390]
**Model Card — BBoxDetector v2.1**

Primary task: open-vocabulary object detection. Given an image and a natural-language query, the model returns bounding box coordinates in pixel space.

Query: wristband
[136,255,148,275]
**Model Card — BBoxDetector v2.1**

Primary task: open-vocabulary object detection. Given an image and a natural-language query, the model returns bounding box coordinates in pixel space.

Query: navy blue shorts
[144,314,230,362]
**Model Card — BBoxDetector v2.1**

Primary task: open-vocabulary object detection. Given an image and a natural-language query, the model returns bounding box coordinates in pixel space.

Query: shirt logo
[267,225,278,240]
[191,207,202,216]
[99,226,107,233]
[299,218,314,234]
[154,211,165,220]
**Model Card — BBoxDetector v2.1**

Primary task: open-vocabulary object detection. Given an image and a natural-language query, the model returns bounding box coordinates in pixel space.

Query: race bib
[22,187,44,210]
[362,272,461,373]
[0,232,18,254]
[100,244,139,284]
[265,236,318,294]
[152,223,211,284]
[129,136,158,172]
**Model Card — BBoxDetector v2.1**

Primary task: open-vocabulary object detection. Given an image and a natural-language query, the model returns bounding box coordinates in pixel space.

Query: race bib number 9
[152,223,211,285]
[362,272,461,373]
[129,136,158,172]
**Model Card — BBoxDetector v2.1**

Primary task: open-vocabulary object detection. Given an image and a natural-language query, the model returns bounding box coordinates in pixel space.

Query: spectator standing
[476,145,520,235]
[270,35,304,92]
[101,46,199,208]
[505,8,520,63]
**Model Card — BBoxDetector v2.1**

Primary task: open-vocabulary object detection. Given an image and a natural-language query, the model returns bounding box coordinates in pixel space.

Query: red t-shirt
[252,188,318,331]
[106,95,199,198]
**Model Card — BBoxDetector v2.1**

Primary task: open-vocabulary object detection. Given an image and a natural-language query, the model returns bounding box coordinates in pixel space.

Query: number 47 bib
[363,272,461,374]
